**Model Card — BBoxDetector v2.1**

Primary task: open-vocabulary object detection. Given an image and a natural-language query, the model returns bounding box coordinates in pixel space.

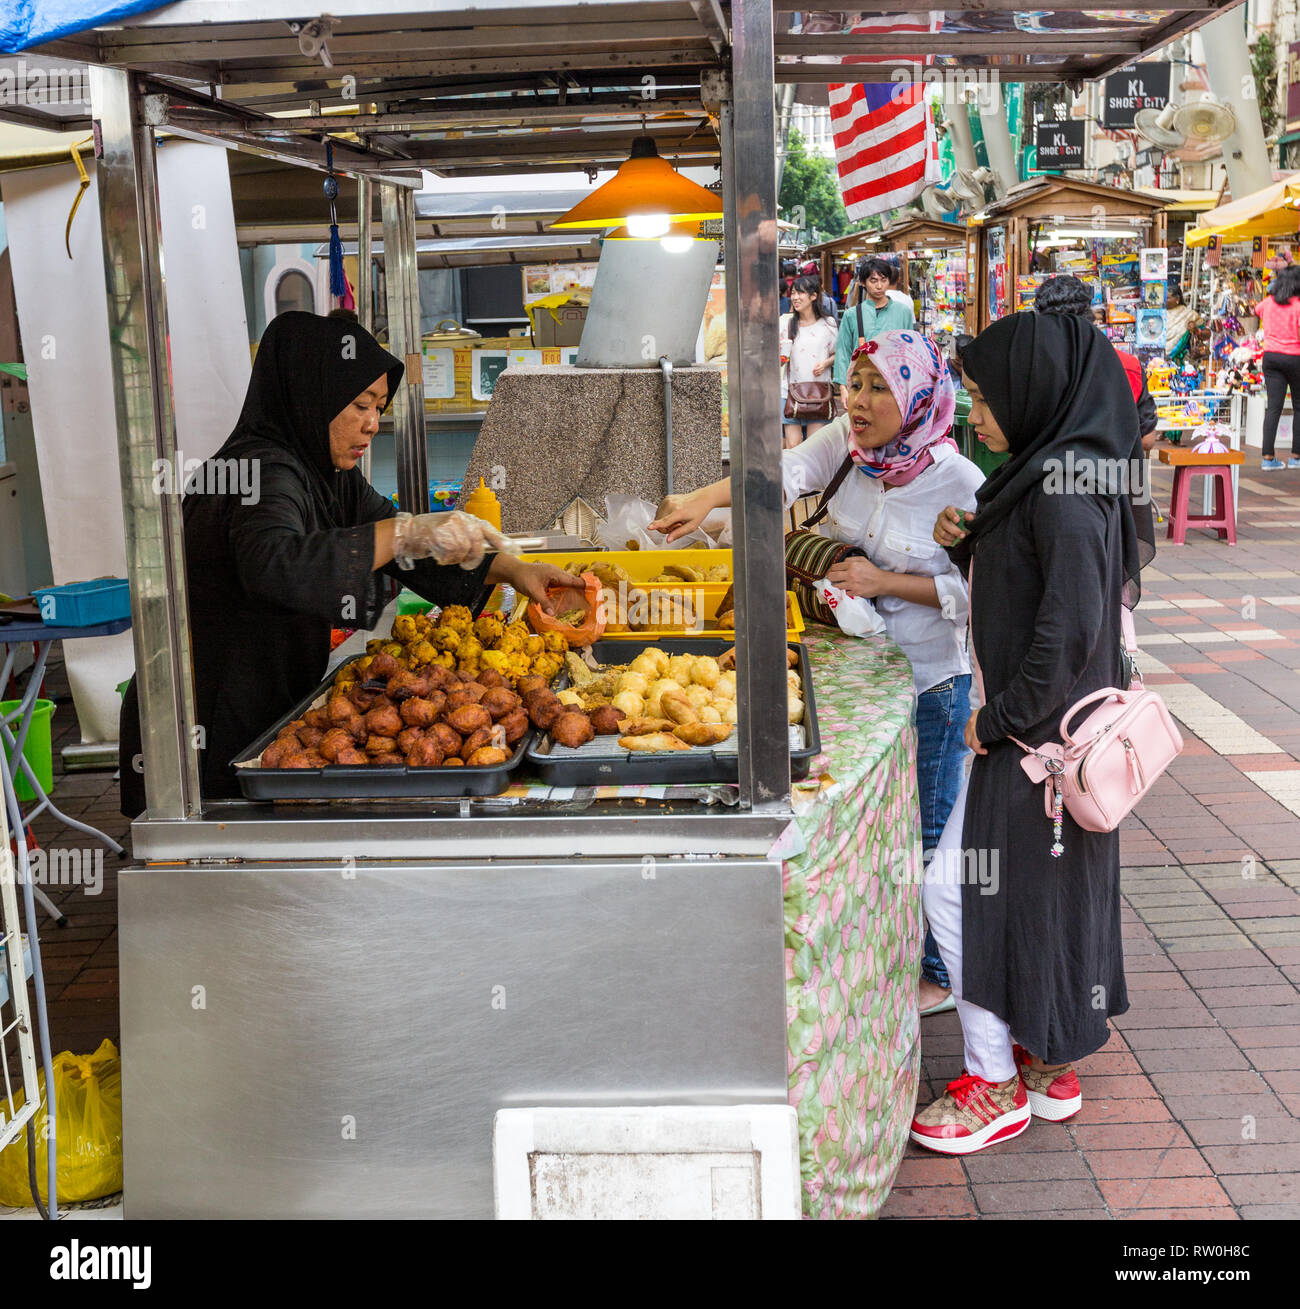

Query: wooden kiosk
[965,178,1168,333]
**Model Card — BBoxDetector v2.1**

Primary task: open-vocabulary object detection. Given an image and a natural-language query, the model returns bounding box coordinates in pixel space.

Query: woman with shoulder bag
[780,274,838,448]
[653,331,985,1014]
[917,311,1158,1156]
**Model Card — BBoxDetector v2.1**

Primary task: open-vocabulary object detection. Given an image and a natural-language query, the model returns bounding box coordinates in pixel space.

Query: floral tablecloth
[784,628,921,1220]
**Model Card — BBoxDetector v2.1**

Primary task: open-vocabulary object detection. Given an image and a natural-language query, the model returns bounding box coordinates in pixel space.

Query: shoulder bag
[983,599,1184,857]
[784,453,866,626]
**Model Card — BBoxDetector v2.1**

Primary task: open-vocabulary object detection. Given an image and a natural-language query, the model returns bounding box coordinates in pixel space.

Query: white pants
[922,769,1018,1083]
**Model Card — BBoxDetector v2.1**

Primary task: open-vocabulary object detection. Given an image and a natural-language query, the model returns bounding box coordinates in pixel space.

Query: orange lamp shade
[550,136,722,230]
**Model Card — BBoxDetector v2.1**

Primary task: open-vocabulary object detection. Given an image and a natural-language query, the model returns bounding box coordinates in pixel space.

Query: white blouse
[779,313,838,390]
[783,414,985,695]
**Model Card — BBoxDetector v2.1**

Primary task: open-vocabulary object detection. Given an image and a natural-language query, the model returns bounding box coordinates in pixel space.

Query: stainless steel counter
[119,854,787,1219]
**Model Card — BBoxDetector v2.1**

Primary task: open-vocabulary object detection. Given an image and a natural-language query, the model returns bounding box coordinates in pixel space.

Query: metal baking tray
[524,638,821,787]
[232,676,532,800]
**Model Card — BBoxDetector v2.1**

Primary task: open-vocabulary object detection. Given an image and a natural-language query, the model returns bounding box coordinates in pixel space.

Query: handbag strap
[800,453,856,528]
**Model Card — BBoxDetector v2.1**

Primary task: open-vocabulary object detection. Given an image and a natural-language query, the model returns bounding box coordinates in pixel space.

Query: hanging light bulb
[659,233,695,253]
[602,219,702,251]
[627,212,671,239]
[550,136,723,231]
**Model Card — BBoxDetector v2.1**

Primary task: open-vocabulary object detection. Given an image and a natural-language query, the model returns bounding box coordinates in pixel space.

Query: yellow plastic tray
[519,547,733,585]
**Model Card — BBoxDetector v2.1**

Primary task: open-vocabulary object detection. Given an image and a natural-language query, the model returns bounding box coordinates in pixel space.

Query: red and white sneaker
[1013,1043,1083,1121]
[909,1072,1031,1155]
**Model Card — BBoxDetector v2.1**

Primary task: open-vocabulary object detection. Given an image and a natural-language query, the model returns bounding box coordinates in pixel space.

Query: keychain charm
[1045,758,1065,858]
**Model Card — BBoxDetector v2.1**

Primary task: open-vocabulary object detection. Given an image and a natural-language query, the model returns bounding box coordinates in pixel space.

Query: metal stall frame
[67,1,792,856]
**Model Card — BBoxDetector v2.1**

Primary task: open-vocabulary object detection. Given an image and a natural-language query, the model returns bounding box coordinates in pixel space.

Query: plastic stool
[1166,463,1236,545]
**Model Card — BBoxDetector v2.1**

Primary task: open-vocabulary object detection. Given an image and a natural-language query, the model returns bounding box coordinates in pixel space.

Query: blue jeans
[914,674,971,989]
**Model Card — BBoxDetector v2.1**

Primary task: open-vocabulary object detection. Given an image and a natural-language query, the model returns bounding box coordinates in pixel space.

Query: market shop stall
[806,219,966,337]
[17,0,1237,1221]
[964,177,1167,336]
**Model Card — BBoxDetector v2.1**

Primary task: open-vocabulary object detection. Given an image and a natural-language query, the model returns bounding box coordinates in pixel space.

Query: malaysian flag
[826,12,944,220]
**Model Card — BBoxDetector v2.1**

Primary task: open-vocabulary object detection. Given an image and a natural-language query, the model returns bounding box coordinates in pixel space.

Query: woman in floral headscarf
[653,330,985,1011]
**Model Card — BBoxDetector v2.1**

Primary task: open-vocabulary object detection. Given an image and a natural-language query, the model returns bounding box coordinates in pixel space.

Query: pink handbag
[973,585,1184,858]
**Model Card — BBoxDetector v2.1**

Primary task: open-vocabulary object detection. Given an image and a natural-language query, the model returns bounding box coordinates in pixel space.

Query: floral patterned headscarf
[847,330,957,487]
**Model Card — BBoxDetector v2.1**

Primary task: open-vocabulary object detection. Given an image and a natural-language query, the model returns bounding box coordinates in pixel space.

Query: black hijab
[951,312,1156,606]
[210,311,404,521]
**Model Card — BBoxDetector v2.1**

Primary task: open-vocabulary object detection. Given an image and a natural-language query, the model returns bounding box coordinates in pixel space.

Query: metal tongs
[497,534,548,556]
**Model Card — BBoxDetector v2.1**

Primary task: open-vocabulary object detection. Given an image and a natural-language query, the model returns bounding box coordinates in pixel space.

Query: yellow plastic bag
[0,1039,122,1206]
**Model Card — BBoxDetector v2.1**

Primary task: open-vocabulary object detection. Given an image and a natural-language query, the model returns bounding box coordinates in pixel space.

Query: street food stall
[15,0,1236,1222]
[965,177,1167,336]
[807,219,967,335]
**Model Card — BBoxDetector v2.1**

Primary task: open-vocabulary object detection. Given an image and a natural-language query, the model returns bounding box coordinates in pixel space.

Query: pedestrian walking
[1254,265,1300,470]
[780,273,838,448]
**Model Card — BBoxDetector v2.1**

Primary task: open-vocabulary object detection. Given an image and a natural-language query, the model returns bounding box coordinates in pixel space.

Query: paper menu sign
[472,351,510,401]
[421,346,455,399]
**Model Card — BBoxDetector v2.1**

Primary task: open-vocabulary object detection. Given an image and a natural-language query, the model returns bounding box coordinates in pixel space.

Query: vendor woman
[119,312,568,816]
[651,331,984,1012]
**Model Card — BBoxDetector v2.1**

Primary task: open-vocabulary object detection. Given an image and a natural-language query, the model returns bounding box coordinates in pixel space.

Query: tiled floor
[883,457,1300,1220]
[5,454,1300,1219]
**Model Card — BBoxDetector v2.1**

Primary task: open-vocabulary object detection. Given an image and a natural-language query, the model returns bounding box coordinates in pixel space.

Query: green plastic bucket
[1,699,54,803]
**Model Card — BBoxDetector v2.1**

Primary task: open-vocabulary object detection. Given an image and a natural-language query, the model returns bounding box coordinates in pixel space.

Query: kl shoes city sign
[1102,62,1171,130]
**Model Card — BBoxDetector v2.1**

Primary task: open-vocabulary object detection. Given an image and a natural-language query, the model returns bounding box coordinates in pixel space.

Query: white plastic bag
[597,494,712,552]
[814,578,886,637]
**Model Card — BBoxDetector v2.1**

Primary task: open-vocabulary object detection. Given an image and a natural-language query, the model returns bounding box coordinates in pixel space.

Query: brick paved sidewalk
[9,455,1300,1218]
[884,458,1300,1220]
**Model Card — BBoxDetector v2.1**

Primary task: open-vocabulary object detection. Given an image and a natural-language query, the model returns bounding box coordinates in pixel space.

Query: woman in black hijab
[910,311,1155,1156]
[119,312,567,816]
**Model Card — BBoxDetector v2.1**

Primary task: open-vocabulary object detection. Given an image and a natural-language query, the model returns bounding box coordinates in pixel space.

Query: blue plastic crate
[32,578,130,627]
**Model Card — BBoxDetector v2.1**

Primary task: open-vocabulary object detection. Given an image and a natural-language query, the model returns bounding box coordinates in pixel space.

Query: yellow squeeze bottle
[462,477,502,531]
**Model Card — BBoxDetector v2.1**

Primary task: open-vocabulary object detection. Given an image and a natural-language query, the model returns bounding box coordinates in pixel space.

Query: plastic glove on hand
[393,510,509,570]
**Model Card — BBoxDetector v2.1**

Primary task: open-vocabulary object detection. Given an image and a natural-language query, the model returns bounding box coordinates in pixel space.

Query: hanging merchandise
[323,140,347,304]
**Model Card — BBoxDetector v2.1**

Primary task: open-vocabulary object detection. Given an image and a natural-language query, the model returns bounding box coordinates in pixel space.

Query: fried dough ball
[482,687,522,720]
[690,656,721,689]
[611,690,645,719]
[365,734,398,756]
[466,746,510,767]
[303,707,330,731]
[788,694,804,725]
[259,740,291,768]
[714,671,737,701]
[393,614,419,644]
[499,709,529,745]
[276,725,303,746]
[430,722,463,755]
[334,747,369,766]
[282,751,314,768]
[365,703,403,738]
[666,654,695,687]
[320,728,357,762]
[628,652,659,681]
[406,738,444,768]
[369,651,402,681]
[617,671,649,697]
[531,653,563,682]
[719,701,738,725]
[399,697,438,728]
[699,705,723,725]
[460,727,494,760]
[526,696,563,731]
[344,710,369,743]
[447,703,491,735]
[477,667,508,690]
[425,664,456,692]
[683,684,712,710]
[348,685,378,712]
[326,695,355,726]
[516,675,548,698]
[551,710,595,749]
[387,669,429,701]
[588,705,627,736]
[372,752,405,766]
[446,683,487,711]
